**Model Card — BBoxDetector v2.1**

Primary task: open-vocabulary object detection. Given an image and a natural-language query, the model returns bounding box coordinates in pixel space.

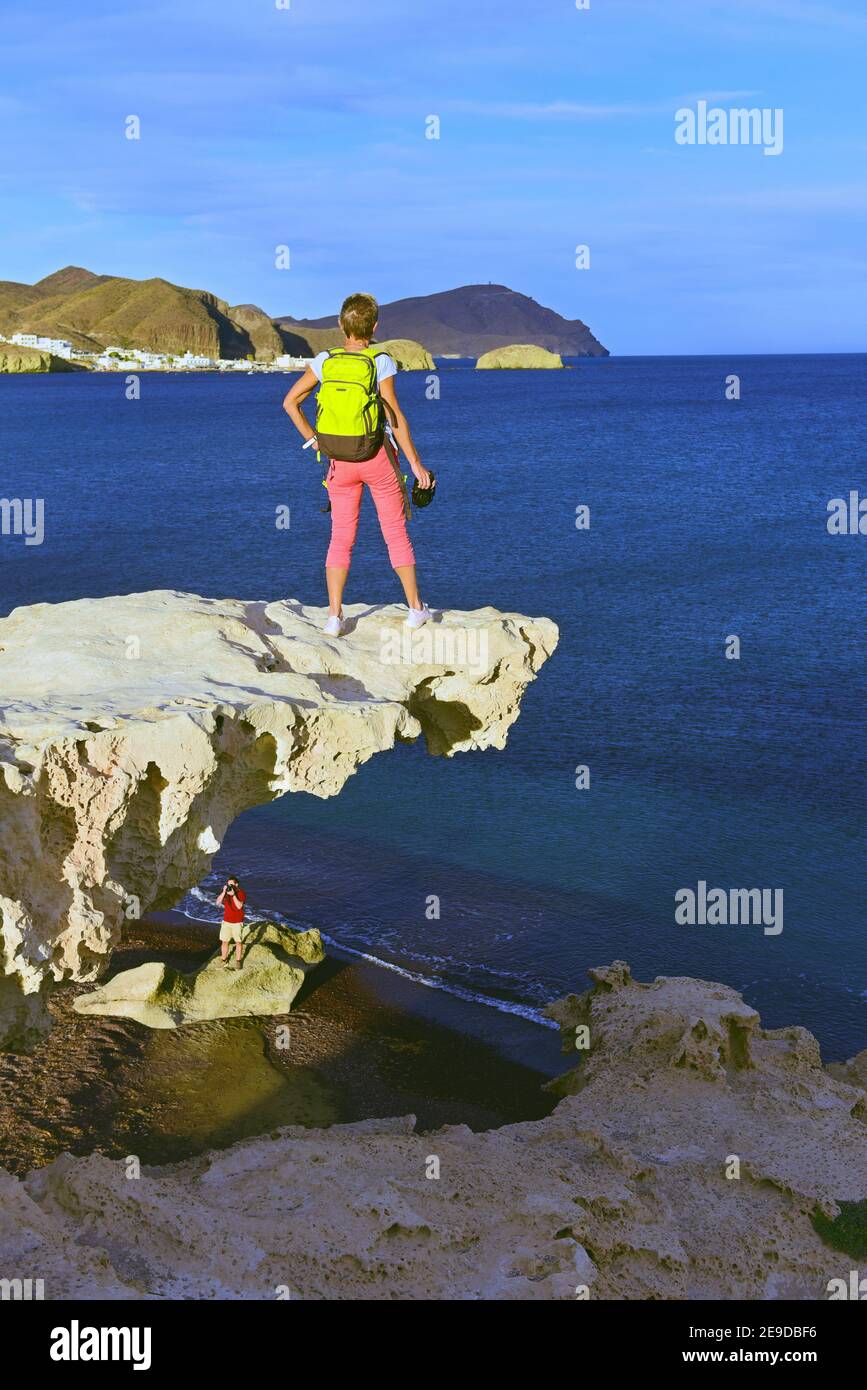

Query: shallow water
[110,1019,338,1165]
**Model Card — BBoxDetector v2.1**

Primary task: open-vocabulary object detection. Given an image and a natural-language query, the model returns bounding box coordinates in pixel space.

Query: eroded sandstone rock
[475,343,563,369]
[0,344,87,373]
[1,963,864,1300]
[0,591,557,1048]
[371,338,435,370]
[72,922,324,1027]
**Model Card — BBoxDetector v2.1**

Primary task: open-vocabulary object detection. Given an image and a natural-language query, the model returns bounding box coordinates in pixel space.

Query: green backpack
[315,347,388,462]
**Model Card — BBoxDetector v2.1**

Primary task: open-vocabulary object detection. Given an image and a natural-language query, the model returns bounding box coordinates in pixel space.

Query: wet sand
[0,914,567,1176]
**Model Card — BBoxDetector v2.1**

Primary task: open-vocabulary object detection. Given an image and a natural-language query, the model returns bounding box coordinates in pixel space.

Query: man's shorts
[219,921,247,944]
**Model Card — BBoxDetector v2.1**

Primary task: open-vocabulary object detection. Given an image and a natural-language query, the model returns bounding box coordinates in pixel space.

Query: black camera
[412,471,436,508]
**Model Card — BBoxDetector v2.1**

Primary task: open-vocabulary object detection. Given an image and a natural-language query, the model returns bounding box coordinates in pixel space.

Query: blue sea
[2,356,866,1058]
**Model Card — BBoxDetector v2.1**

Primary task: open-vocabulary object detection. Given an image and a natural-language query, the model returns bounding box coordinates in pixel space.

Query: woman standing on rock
[283,292,435,636]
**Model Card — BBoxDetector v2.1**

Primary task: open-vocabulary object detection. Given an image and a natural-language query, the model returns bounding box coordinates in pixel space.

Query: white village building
[10,333,74,356]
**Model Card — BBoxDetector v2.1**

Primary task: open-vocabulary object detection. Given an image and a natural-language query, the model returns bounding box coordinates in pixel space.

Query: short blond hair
[339,292,379,341]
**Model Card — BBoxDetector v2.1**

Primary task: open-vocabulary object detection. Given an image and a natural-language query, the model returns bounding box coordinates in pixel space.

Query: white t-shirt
[310,349,397,385]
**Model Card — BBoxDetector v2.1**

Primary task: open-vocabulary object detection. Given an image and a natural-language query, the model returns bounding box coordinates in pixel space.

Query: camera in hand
[412,470,436,508]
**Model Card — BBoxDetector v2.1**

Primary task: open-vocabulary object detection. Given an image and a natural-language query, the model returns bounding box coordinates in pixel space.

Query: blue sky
[1,0,865,353]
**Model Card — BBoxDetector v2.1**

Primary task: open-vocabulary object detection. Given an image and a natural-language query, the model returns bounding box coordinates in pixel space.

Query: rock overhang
[0,590,558,1049]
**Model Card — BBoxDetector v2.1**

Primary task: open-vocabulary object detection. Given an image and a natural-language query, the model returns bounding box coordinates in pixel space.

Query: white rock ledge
[0,590,558,1049]
[2,963,865,1299]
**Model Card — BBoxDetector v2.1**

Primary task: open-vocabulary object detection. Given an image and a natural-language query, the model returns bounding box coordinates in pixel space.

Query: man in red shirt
[217,876,248,969]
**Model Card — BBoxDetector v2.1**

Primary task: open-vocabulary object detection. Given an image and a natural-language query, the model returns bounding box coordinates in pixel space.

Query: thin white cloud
[445,99,662,120]
[440,93,767,123]
[690,184,867,211]
[681,91,763,103]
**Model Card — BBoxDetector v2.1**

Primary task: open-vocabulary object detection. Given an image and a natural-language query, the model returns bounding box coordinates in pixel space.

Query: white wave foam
[175,883,555,1028]
[319,936,556,1028]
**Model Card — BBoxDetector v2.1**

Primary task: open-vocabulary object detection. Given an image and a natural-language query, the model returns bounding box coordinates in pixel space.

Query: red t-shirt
[223,888,246,924]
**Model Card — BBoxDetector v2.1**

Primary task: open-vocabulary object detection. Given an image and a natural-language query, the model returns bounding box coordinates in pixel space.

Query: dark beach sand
[0,913,570,1176]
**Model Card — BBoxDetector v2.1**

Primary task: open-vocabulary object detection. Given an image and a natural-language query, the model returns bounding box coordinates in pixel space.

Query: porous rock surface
[0,590,557,1048]
[475,343,563,369]
[72,922,324,1028]
[1,963,864,1300]
[372,338,435,370]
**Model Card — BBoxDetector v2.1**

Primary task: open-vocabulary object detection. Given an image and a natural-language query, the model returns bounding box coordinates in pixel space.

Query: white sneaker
[405,603,433,630]
[323,614,345,636]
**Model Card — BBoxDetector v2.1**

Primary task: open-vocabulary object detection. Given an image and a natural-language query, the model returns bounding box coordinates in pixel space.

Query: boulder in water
[372,338,435,370]
[475,343,563,369]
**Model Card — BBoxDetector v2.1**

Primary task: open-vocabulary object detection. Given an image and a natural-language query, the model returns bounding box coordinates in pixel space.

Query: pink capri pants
[325,445,415,571]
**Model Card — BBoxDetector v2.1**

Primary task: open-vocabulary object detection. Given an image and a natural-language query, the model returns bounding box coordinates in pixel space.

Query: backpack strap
[382,434,412,522]
[363,347,397,426]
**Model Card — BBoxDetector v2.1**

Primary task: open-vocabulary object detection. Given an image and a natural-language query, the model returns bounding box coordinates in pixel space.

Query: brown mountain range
[0,269,608,361]
[277,283,608,357]
[0,268,285,361]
